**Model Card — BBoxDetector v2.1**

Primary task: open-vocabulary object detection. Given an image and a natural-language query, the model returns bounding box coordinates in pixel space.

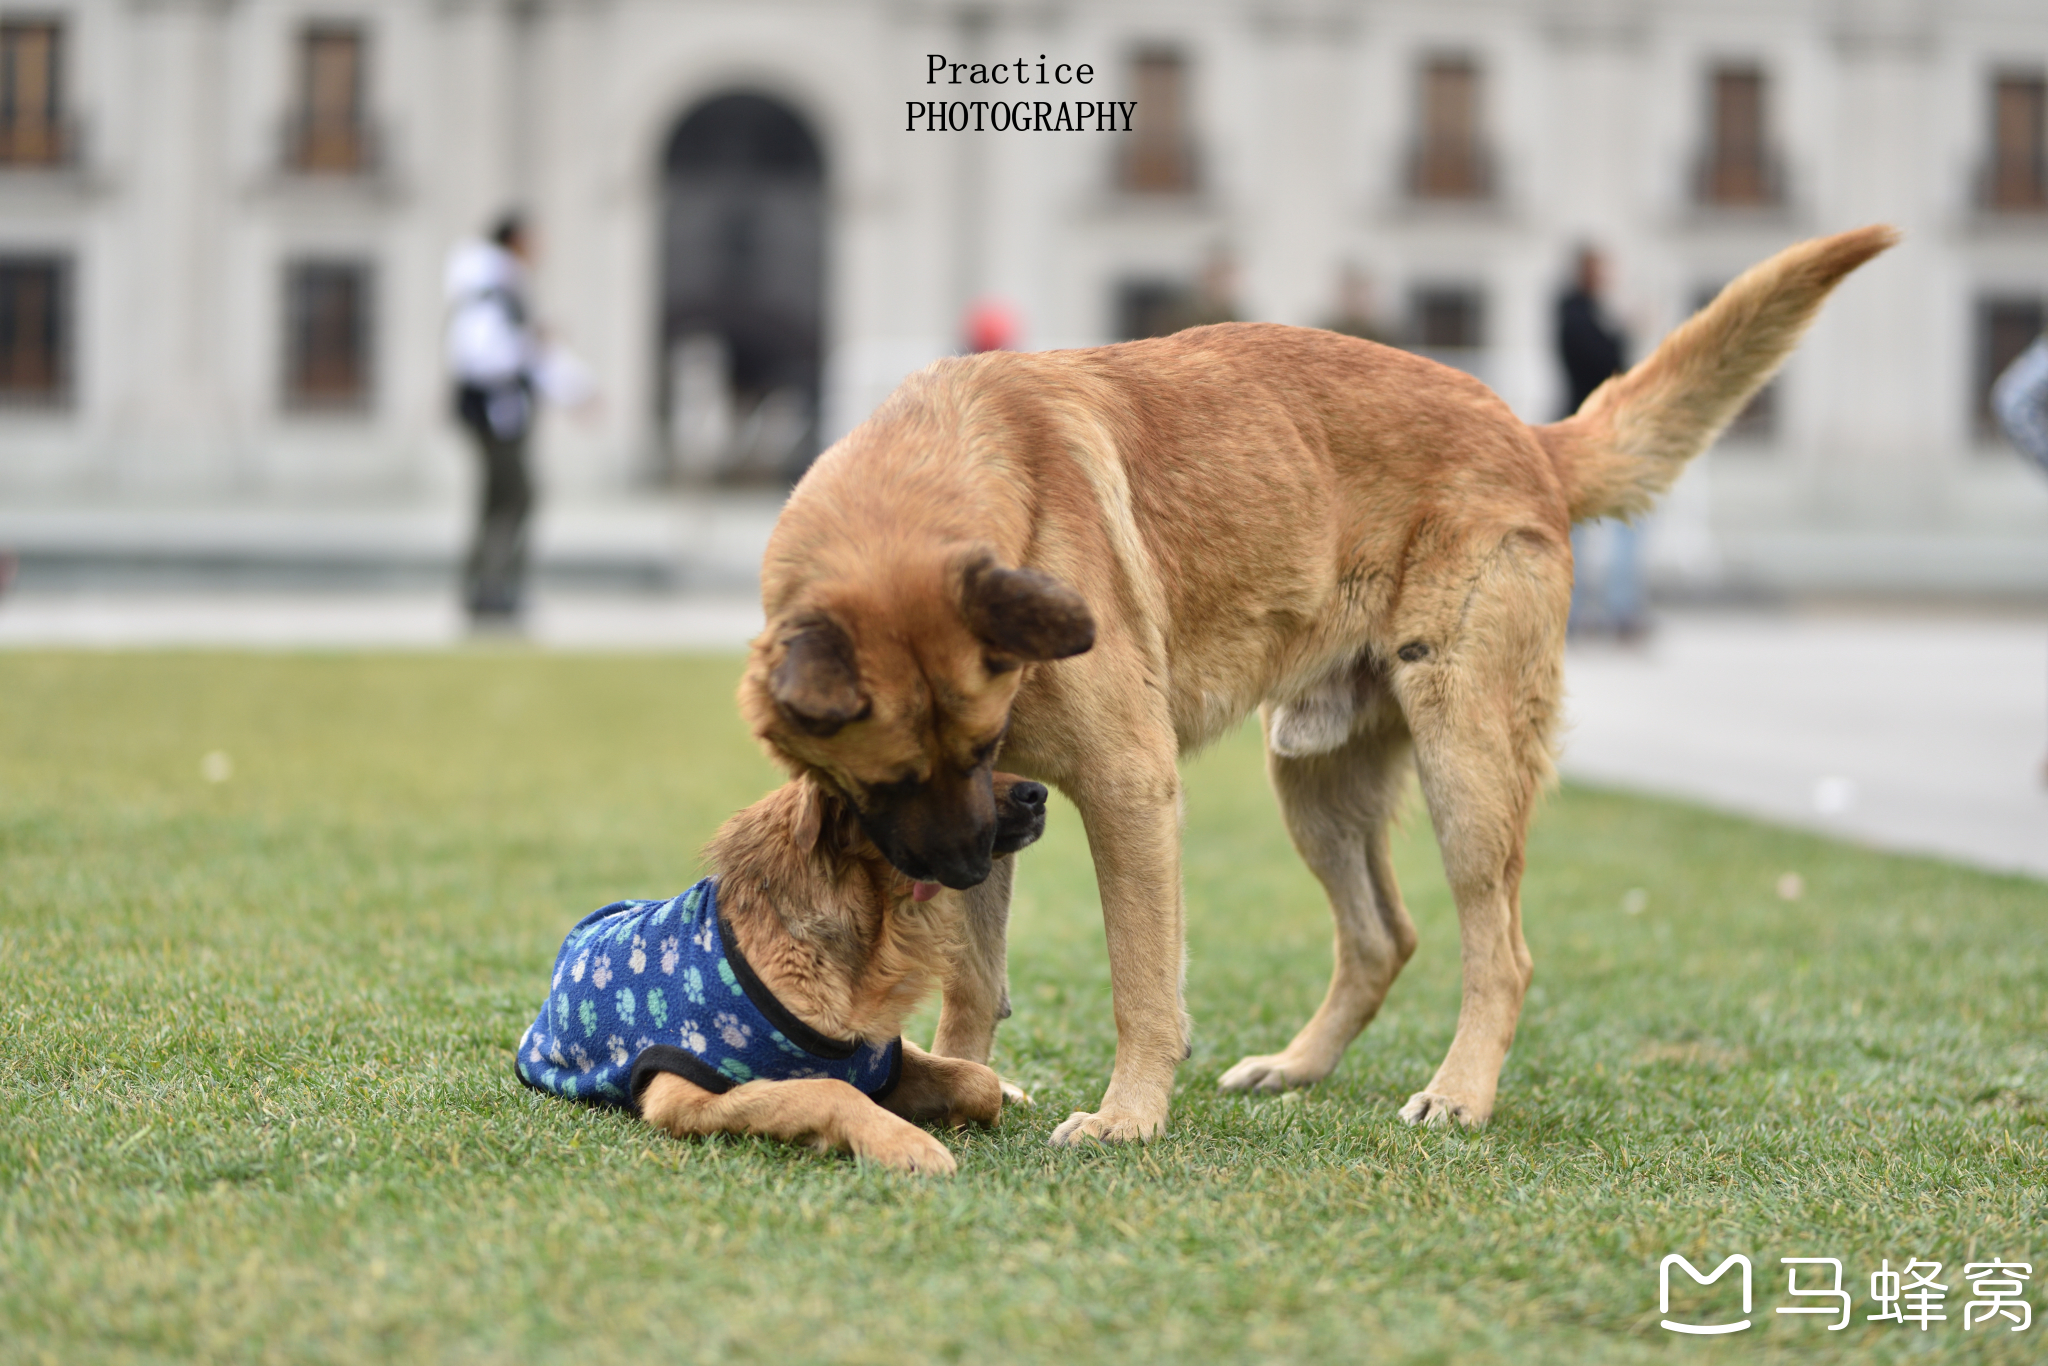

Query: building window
[0,20,67,166]
[1982,72,2047,211]
[1410,284,1485,352]
[0,256,69,404]
[1693,286,1777,444]
[1118,49,1195,194]
[1696,64,1780,207]
[284,260,372,409]
[1409,56,1491,201]
[287,25,370,173]
[1976,295,2044,445]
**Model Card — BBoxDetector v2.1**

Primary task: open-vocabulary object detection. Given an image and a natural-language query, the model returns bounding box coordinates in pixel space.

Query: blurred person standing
[1153,247,1240,336]
[1180,247,1240,330]
[1557,245,1643,640]
[445,213,540,627]
[1990,331,2048,784]
[1322,264,1392,346]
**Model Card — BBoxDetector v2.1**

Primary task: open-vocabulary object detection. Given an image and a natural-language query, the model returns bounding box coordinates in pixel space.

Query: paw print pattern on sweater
[714,1011,752,1050]
[517,882,902,1111]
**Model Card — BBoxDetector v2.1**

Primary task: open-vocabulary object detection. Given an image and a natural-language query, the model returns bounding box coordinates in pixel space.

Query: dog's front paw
[1217,1051,1328,1094]
[946,1062,1005,1128]
[998,1077,1033,1107]
[1398,1090,1487,1128]
[1047,1107,1164,1146]
[855,1122,958,1176]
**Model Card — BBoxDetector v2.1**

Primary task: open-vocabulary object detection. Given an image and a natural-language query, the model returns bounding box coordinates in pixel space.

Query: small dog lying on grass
[516,772,1047,1174]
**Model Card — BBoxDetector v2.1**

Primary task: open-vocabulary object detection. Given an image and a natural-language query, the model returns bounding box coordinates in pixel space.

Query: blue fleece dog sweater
[515,878,901,1109]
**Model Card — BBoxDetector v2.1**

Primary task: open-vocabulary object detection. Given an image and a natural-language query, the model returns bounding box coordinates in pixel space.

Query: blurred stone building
[2,0,2046,593]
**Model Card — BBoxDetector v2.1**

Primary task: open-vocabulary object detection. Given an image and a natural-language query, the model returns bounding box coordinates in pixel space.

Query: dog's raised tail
[1541,224,1898,523]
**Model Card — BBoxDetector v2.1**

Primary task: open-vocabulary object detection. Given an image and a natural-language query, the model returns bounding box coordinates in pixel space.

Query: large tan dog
[741,226,1895,1143]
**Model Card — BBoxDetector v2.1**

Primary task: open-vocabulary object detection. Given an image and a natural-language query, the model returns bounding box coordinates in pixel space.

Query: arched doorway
[660,92,825,483]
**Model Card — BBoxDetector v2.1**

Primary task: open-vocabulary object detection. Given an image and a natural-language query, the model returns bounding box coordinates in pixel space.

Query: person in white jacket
[445,214,540,623]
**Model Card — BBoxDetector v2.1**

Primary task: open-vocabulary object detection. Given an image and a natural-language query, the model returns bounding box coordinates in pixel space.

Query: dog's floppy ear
[790,775,866,878]
[790,773,838,855]
[955,547,1095,666]
[768,614,870,737]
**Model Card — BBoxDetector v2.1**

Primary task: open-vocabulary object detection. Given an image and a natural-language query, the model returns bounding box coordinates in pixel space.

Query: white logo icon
[1661,1254,1753,1335]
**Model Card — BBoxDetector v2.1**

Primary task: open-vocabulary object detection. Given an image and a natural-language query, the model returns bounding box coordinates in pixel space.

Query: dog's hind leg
[1393,535,1566,1127]
[931,854,1014,1066]
[1219,693,1416,1094]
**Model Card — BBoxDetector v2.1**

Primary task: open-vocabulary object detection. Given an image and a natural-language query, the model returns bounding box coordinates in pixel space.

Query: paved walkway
[0,493,785,592]
[1561,612,2048,880]
[0,584,2039,879]
[0,589,763,651]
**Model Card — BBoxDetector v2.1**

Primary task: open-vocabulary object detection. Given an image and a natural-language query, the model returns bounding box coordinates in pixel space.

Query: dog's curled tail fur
[1540,224,1898,523]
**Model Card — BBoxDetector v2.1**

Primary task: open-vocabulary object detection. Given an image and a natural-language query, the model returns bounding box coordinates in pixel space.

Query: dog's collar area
[715,903,860,1060]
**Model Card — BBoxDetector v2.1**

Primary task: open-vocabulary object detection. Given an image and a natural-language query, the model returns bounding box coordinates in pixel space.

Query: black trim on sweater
[716,907,859,1059]
[630,1044,736,1107]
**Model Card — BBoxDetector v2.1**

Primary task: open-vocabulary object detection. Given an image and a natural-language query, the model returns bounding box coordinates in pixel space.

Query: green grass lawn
[2,651,2043,1364]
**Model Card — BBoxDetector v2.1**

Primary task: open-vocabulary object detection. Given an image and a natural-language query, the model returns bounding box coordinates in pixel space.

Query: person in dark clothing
[1557,246,1645,639]
[1322,264,1392,345]
[1559,249,1627,410]
[445,213,539,625]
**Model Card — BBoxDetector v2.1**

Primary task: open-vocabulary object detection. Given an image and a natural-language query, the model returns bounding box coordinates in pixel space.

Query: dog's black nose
[1012,781,1047,807]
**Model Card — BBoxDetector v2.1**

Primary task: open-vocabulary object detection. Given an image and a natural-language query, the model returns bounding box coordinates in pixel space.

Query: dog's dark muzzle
[865,776,1046,890]
[881,829,996,890]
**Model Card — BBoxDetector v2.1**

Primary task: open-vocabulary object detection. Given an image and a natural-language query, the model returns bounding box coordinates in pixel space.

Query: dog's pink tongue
[912,881,941,902]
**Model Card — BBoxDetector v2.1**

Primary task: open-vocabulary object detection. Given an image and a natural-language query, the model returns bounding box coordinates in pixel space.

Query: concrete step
[0,492,785,593]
